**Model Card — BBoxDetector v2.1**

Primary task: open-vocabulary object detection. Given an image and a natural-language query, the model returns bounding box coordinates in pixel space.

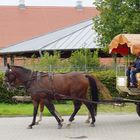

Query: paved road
[0,114,140,140]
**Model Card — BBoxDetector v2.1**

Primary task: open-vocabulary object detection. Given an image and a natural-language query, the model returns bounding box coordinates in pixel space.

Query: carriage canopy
[109,34,140,56]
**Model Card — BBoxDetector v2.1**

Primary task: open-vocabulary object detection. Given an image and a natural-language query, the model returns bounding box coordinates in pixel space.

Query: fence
[0,64,116,73]
[24,65,116,73]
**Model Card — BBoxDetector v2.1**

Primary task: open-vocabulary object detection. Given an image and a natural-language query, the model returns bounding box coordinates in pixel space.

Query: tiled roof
[0,6,98,49]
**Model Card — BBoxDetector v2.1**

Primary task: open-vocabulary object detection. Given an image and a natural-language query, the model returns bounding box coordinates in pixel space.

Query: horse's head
[4,64,18,91]
[4,64,30,91]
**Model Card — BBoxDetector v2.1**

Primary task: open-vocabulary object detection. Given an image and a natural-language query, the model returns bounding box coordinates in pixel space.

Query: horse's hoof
[89,123,95,127]
[61,119,64,122]
[85,120,90,123]
[69,118,74,122]
[57,124,62,129]
[27,125,32,129]
[66,123,71,128]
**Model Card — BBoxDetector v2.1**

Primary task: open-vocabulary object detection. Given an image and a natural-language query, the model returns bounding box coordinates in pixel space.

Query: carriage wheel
[136,103,140,117]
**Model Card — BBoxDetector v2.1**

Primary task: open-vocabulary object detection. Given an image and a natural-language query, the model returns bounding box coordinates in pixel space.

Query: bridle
[4,68,49,90]
[4,70,17,90]
[4,68,34,90]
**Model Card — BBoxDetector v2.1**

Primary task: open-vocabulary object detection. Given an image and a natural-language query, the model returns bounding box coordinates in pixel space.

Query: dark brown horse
[4,64,99,129]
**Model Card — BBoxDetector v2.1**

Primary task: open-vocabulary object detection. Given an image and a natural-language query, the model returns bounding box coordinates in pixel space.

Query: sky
[0,0,94,6]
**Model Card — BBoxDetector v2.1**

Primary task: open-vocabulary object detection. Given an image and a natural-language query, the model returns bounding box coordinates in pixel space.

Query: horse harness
[25,71,59,99]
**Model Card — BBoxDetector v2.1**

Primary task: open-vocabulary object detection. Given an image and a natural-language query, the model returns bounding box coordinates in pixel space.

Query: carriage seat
[136,73,140,89]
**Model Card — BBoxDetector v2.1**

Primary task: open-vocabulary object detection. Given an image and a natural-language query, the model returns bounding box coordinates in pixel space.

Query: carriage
[109,34,140,116]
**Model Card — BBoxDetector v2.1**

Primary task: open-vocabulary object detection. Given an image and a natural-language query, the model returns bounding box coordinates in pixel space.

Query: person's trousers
[130,69,139,85]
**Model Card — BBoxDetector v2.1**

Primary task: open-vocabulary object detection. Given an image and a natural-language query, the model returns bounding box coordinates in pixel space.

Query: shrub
[40,52,60,66]
[70,49,100,71]
[94,70,119,97]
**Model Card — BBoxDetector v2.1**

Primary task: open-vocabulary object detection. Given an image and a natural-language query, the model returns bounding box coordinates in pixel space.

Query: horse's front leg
[36,100,44,125]
[55,110,64,123]
[36,108,64,125]
[45,100,62,129]
[28,100,39,129]
[36,111,43,125]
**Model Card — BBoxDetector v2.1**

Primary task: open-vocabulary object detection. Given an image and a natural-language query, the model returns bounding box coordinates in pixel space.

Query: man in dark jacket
[128,52,140,87]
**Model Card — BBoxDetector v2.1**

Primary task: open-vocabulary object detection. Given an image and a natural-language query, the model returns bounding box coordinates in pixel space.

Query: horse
[4,64,99,129]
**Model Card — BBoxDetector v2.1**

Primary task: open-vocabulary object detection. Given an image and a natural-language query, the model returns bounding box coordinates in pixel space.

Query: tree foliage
[70,49,99,70]
[39,52,61,67]
[29,50,100,71]
[93,0,140,48]
[37,52,61,71]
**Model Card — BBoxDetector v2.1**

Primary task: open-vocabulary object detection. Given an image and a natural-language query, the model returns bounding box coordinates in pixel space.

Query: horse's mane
[11,65,31,73]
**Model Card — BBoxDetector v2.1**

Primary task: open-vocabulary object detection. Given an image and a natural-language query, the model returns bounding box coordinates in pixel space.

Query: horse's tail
[85,75,99,115]
[86,75,99,102]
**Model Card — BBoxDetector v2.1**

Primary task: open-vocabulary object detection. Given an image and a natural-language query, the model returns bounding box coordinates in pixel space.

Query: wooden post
[10,55,14,65]
[2,55,7,67]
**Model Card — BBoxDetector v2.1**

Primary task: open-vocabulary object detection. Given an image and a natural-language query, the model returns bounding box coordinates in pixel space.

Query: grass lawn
[0,101,137,117]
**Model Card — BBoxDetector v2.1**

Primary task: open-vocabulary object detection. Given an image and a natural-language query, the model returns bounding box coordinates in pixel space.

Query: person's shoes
[129,84,137,88]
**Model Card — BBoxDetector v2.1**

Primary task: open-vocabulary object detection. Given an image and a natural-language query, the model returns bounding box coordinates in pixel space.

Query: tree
[70,49,99,71]
[38,52,61,71]
[93,0,140,48]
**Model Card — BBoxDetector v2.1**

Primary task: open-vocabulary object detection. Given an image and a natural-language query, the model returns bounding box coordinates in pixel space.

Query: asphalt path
[0,114,140,140]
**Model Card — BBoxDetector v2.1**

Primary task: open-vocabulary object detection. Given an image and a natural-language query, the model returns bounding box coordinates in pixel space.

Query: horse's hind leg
[28,100,39,129]
[85,112,91,123]
[44,100,62,129]
[84,102,96,127]
[67,100,82,127]
[85,106,97,123]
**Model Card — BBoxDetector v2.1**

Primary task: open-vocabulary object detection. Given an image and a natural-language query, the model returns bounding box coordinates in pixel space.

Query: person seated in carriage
[127,52,140,88]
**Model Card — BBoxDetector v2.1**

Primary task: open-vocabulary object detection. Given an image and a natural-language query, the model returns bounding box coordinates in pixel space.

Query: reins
[30,87,140,105]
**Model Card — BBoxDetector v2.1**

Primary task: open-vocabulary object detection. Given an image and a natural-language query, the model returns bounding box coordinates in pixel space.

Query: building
[0,1,99,66]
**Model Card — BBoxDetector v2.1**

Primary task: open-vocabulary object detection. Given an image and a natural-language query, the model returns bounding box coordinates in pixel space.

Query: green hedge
[94,70,119,97]
[0,70,118,103]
